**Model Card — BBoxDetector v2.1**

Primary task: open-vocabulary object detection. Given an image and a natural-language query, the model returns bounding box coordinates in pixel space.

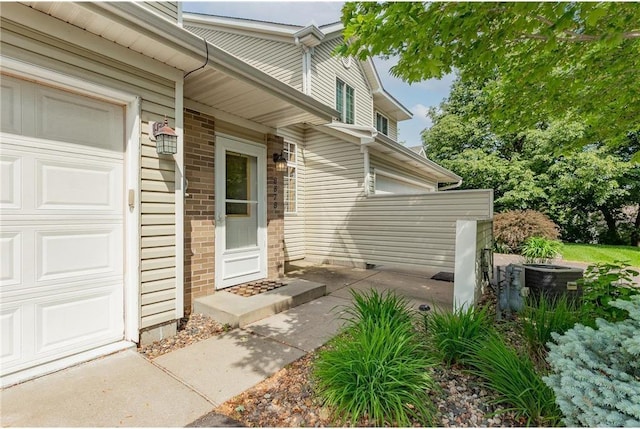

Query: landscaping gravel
[214,349,524,427]
[140,308,525,427]
[138,313,227,359]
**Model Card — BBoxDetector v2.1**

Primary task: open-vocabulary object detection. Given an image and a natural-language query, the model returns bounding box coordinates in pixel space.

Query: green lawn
[560,243,640,267]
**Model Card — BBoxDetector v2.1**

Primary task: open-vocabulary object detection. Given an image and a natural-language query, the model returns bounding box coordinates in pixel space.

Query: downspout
[439,179,463,191]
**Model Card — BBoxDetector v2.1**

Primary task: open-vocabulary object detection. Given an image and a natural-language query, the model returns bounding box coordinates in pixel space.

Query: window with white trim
[375,112,389,135]
[336,78,354,124]
[283,141,297,213]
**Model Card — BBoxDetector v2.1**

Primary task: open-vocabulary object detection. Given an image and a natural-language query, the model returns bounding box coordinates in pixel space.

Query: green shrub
[520,237,562,263]
[422,304,493,366]
[519,295,583,363]
[544,296,640,427]
[314,290,435,426]
[579,261,640,325]
[464,333,562,426]
[494,210,560,254]
[342,288,415,331]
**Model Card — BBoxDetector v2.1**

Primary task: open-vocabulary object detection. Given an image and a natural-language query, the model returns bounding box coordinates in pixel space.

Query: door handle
[215,213,226,224]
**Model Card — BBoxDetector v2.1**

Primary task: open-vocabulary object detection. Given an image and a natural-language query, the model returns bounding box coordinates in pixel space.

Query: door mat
[431,271,454,282]
[226,280,288,297]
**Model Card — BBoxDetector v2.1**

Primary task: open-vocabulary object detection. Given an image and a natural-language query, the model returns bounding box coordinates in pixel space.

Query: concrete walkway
[0,262,453,427]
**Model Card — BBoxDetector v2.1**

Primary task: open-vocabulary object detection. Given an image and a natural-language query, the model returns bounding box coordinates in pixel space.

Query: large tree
[339,2,640,152]
[423,78,640,245]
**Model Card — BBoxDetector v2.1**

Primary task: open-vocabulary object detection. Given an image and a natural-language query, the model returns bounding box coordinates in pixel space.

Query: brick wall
[183,109,215,313]
[183,113,285,312]
[266,133,285,279]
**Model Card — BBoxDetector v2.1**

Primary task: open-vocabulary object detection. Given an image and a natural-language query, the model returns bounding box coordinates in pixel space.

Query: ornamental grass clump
[313,290,435,426]
[422,304,493,366]
[544,296,640,427]
[519,294,584,364]
[464,333,563,426]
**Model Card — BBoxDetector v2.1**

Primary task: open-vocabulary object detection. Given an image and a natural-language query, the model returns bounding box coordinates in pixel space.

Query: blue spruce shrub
[543,295,640,427]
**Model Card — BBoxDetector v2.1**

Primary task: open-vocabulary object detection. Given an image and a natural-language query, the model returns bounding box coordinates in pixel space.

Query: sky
[183,1,455,148]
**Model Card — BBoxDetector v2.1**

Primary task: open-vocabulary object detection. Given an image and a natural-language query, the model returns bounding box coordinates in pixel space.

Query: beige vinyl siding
[1,17,179,330]
[311,38,373,128]
[303,129,365,262]
[140,120,178,329]
[185,26,302,91]
[369,153,438,192]
[387,117,398,142]
[306,190,493,271]
[140,2,179,23]
[279,126,306,261]
[474,219,493,303]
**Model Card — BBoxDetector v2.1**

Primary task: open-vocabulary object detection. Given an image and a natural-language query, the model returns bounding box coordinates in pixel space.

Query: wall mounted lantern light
[273,152,287,172]
[153,117,178,155]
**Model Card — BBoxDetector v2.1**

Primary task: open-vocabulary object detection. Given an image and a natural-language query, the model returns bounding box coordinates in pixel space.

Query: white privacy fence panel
[305,189,493,272]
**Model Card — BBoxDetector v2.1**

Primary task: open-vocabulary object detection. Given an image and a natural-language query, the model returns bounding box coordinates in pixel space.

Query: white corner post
[361,137,374,196]
[453,219,478,310]
[174,78,184,319]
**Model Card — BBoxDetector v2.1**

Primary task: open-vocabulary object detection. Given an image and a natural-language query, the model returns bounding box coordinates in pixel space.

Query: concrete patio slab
[153,329,306,406]
[286,261,379,294]
[330,267,454,311]
[0,350,212,427]
[245,295,350,352]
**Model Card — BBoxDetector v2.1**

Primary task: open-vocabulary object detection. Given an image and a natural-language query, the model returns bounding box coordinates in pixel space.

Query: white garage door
[0,75,125,381]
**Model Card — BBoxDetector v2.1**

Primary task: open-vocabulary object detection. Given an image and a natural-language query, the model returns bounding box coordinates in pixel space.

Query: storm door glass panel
[226,152,258,250]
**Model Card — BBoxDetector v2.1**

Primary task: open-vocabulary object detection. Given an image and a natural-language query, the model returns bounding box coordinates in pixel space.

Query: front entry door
[215,136,267,289]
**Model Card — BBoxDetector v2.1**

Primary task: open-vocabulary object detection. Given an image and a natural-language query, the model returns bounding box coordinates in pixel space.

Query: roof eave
[87,2,337,123]
[375,133,462,183]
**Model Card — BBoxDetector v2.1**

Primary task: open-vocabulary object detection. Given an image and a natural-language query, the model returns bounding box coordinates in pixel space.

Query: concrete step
[193,278,326,328]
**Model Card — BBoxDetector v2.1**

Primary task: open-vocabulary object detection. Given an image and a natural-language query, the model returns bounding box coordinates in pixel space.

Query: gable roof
[183,13,412,121]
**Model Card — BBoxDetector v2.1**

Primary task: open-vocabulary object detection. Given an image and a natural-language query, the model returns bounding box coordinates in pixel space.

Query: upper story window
[283,141,297,213]
[336,78,354,124]
[375,112,389,136]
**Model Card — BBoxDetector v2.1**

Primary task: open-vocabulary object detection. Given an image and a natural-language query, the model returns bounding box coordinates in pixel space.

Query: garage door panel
[0,155,21,209]
[0,232,21,287]
[35,86,123,153]
[37,228,122,283]
[37,159,121,210]
[36,286,122,354]
[1,306,22,364]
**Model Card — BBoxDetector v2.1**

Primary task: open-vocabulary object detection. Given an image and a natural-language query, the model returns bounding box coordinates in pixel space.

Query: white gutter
[439,179,463,191]
[80,2,338,122]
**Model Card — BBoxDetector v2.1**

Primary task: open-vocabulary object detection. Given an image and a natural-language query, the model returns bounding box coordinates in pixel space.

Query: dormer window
[336,78,354,124]
[375,112,389,136]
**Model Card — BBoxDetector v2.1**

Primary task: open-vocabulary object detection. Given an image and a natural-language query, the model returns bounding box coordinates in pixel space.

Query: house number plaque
[273,177,278,209]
